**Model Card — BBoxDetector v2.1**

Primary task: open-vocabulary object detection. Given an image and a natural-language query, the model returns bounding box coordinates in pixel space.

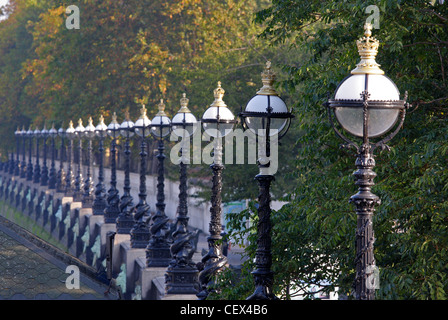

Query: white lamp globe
[151,99,171,138]
[134,105,152,137]
[120,111,135,138]
[333,74,401,138]
[74,119,85,139]
[330,24,404,139]
[40,125,49,139]
[244,95,289,137]
[33,127,41,138]
[107,112,121,139]
[83,117,96,140]
[49,123,58,138]
[95,115,108,139]
[241,61,292,138]
[202,82,235,138]
[65,121,76,140]
[26,126,34,137]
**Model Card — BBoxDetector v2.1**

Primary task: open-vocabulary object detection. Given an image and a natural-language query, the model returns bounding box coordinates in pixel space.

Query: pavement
[0,210,246,301]
[0,215,116,300]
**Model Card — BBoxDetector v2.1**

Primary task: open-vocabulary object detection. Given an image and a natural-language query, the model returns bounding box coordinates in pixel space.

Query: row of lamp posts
[2,24,408,300]
[5,61,293,299]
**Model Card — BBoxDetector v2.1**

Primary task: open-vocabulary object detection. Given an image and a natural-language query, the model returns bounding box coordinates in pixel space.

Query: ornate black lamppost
[197,82,236,299]
[40,124,50,186]
[116,111,135,233]
[73,119,85,202]
[64,121,76,196]
[57,125,66,193]
[146,99,172,267]
[20,126,27,179]
[33,127,41,184]
[326,24,408,300]
[240,61,293,300]
[92,115,107,215]
[166,93,200,294]
[48,124,58,189]
[104,113,121,223]
[130,105,152,248]
[26,126,34,181]
[12,127,21,176]
[82,117,95,207]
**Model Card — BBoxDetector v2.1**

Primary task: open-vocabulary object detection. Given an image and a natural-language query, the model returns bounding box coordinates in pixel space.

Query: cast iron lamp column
[146,99,172,267]
[33,127,41,184]
[20,126,27,179]
[9,127,20,176]
[26,126,34,181]
[130,105,152,248]
[48,124,58,189]
[64,121,76,196]
[92,115,108,215]
[116,111,135,233]
[73,119,85,202]
[166,93,200,294]
[82,117,95,207]
[326,24,408,300]
[40,124,50,186]
[57,126,66,193]
[240,61,293,300]
[13,127,21,176]
[197,82,237,300]
[104,113,121,223]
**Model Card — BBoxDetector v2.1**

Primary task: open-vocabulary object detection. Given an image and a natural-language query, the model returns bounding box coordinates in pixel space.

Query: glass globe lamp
[240,61,293,138]
[171,93,198,138]
[134,105,152,138]
[202,82,236,138]
[328,24,406,139]
[151,99,172,138]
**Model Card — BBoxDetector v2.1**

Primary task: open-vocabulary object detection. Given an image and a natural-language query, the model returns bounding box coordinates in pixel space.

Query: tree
[219,0,448,299]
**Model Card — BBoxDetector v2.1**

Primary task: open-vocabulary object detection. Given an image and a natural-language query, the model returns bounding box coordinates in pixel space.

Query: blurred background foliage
[1,0,447,299]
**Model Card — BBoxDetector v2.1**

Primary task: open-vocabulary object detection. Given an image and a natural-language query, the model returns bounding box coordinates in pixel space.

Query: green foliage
[1,0,448,301]
[217,0,448,300]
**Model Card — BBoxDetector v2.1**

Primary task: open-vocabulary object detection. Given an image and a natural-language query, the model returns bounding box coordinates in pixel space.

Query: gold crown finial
[179,93,191,113]
[351,23,384,75]
[257,60,278,95]
[140,104,147,118]
[78,118,83,126]
[364,22,372,37]
[112,112,118,122]
[88,116,93,125]
[156,99,167,116]
[99,114,105,124]
[124,110,130,121]
[211,81,227,107]
[69,120,73,128]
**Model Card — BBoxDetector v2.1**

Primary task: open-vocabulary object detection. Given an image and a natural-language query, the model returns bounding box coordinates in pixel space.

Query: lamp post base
[116,213,135,234]
[130,203,151,249]
[146,244,172,267]
[130,225,151,249]
[247,270,278,300]
[165,266,200,295]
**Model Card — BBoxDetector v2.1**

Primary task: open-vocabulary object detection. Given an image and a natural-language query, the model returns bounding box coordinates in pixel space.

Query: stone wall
[0,165,208,300]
